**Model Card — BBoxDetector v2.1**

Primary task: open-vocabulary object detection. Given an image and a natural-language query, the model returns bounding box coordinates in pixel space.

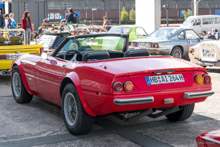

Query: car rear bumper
[183,90,214,99]
[113,96,154,105]
[113,90,214,106]
[84,88,213,116]
[198,61,220,67]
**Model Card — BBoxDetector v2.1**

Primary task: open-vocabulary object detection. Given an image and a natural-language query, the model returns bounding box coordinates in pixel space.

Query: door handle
[62,65,66,68]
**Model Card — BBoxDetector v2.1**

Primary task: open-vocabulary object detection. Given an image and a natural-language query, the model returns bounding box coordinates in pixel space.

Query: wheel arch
[171,45,184,57]
[60,73,96,117]
[12,63,34,95]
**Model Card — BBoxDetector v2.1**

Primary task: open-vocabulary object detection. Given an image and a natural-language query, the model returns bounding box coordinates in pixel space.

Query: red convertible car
[196,130,220,147]
[11,33,214,135]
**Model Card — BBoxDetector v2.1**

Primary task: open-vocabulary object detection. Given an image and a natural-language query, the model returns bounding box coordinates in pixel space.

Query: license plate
[6,54,21,60]
[146,74,185,85]
[202,49,215,58]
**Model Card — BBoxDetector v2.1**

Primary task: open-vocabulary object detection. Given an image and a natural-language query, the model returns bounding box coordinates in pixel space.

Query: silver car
[130,27,203,58]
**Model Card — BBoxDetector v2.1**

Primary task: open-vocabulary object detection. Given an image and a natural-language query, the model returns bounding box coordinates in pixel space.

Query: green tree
[129,8,135,22]
[182,9,191,20]
[121,7,128,22]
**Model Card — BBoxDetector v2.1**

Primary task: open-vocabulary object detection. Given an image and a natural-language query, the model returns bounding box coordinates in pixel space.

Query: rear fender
[64,72,96,117]
[12,61,34,95]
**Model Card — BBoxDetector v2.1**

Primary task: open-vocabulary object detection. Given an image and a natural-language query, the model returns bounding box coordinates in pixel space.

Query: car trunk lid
[102,57,197,91]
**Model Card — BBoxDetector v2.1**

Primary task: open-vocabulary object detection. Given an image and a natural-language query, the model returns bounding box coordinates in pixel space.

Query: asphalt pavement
[0,67,220,147]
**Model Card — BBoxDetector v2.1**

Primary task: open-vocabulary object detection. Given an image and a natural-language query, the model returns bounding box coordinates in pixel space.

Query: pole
[92,10,94,25]
[167,4,169,27]
[194,0,197,16]
[119,0,121,25]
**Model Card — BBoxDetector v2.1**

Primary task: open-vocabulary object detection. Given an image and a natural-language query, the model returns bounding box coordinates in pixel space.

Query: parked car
[196,130,220,147]
[180,15,220,35]
[11,33,213,135]
[189,40,220,67]
[108,25,148,43]
[130,27,203,58]
[0,29,43,76]
[36,32,71,52]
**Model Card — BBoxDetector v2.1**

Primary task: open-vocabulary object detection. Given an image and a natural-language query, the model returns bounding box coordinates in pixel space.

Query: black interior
[124,49,150,57]
[82,51,110,61]
[107,50,124,58]
[56,49,150,62]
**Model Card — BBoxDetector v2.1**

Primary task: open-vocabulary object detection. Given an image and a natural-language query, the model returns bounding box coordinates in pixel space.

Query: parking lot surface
[0,67,220,147]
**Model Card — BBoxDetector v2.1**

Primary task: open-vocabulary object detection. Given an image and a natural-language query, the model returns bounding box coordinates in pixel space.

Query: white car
[180,15,220,35]
[189,40,220,67]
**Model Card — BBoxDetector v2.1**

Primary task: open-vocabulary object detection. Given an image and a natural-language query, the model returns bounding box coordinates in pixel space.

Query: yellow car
[0,29,43,75]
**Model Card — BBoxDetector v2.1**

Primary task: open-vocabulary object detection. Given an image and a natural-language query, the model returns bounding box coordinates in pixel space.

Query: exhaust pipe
[148,106,183,118]
[114,108,156,122]
[126,108,156,122]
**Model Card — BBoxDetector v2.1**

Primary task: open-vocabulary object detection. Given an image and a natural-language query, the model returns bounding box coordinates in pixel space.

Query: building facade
[48,0,220,24]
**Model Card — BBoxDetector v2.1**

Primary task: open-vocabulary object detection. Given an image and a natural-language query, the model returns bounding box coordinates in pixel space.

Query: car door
[35,56,68,101]
[135,27,148,41]
[185,29,201,49]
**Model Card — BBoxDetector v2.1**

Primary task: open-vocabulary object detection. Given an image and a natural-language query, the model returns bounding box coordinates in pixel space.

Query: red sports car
[196,130,220,147]
[11,33,214,135]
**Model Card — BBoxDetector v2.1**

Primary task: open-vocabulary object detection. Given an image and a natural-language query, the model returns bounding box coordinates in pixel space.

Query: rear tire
[166,104,195,121]
[11,65,33,103]
[171,47,182,59]
[62,83,94,135]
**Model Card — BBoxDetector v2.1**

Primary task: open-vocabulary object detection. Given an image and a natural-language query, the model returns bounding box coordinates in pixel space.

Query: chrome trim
[183,90,214,99]
[198,61,215,67]
[202,137,220,145]
[164,98,174,104]
[113,97,154,105]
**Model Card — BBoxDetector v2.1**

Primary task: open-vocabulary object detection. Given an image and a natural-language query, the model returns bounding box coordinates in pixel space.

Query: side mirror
[41,52,48,60]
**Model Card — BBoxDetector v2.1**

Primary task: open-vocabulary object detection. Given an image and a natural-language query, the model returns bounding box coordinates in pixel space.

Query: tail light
[195,75,204,85]
[40,48,44,54]
[189,49,194,53]
[124,81,134,92]
[113,82,123,92]
[113,81,134,92]
[203,74,211,84]
[151,43,159,48]
[132,43,138,47]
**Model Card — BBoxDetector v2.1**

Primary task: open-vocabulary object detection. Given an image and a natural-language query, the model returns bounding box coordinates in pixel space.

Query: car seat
[124,49,150,57]
[82,51,110,61]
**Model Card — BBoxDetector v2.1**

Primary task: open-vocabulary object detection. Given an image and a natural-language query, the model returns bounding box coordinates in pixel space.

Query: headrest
[82,51,110,61]
[124,49,150,57]
[10,36,20,42]
[0,37,4,43]
[107,50,124,58]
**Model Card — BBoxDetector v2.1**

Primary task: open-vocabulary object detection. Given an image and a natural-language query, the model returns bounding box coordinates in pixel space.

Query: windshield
[148,28,178,39]
[108,27,131,34]
[182,18,195,26]
[58,36,126,53]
